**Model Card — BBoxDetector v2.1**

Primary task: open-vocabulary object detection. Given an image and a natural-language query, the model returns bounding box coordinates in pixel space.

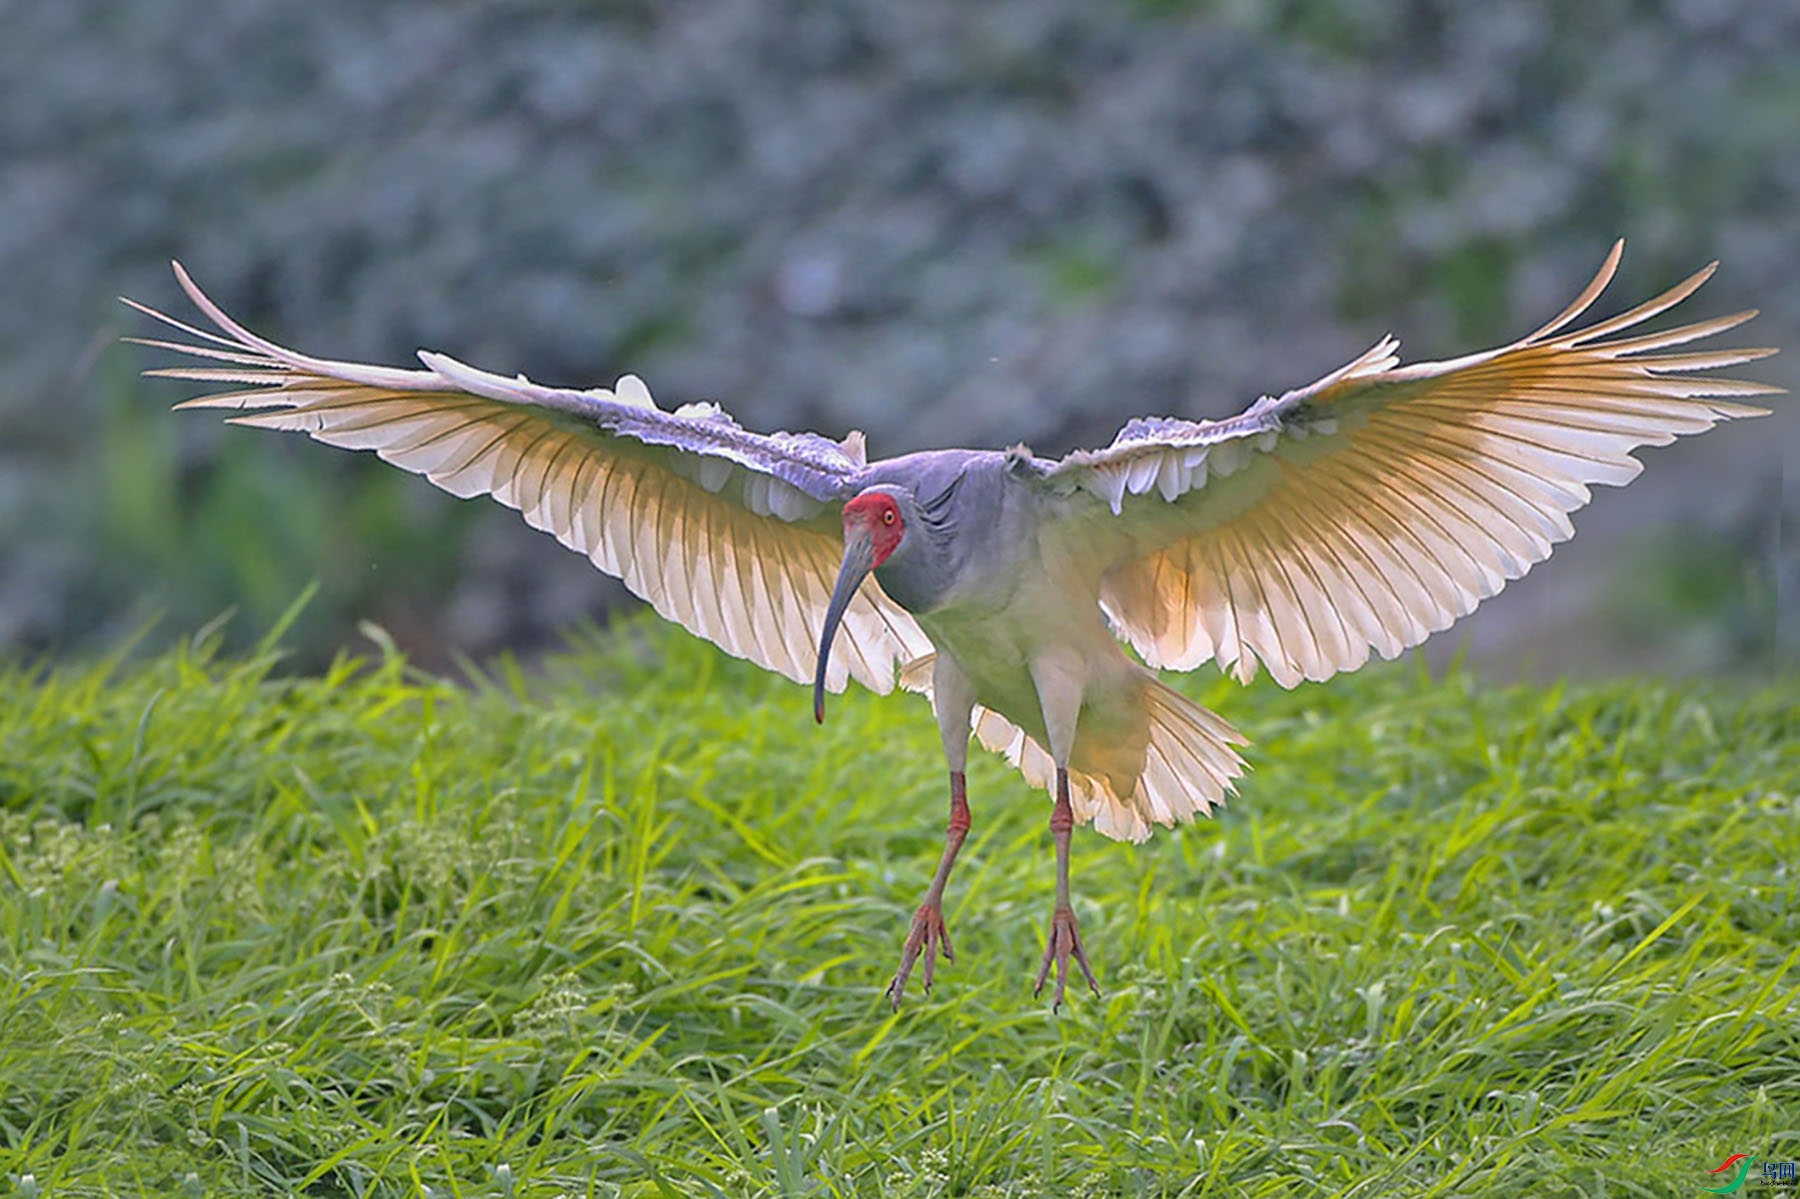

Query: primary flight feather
[129,242,1779,1007]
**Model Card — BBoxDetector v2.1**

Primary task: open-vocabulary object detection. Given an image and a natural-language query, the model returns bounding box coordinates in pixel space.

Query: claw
[887,902,955,1008]
[1033,905,1100,1010]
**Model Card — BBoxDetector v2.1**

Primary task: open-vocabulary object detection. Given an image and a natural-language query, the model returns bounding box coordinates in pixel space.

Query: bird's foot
[886,901,954,1008]
[1033,904,1100,1010]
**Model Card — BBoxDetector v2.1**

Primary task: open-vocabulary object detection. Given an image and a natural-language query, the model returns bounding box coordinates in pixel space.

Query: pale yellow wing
[128,264,931,693]
[1043,242,1780,686]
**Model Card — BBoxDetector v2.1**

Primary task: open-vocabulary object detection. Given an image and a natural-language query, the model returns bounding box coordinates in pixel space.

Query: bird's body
[867,453,1182,815]
[129,243,1779,1006]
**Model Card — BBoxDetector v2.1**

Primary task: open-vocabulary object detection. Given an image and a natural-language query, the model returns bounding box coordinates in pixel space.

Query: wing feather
[1051,241,1778,685]
[131,264,930,691]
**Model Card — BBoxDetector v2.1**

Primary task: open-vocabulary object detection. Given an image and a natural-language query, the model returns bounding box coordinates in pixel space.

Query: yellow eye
[883,509,895,525]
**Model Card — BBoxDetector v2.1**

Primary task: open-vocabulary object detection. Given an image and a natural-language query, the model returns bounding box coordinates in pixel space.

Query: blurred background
[2,0,1795,678]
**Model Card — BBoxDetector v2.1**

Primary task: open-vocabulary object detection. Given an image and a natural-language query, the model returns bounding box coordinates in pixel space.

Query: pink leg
[887,771,971,1008]
[1034,767,1099,1009]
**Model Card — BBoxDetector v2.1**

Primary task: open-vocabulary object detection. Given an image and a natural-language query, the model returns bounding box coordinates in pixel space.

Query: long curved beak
[814,527,876,724]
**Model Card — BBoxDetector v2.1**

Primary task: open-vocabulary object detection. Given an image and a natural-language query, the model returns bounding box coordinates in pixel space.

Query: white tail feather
[899,657,1248,843]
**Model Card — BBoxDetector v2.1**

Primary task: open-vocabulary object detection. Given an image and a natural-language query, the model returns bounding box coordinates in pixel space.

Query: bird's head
[814,488,909,723]
[842,489,909,564]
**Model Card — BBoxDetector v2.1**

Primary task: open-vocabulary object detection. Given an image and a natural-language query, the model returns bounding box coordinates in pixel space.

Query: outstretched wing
[1040,241,1780,686]
[128,264,930,693]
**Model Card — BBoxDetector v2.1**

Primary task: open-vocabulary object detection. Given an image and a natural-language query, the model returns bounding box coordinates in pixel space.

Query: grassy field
[1,610,1796,1198]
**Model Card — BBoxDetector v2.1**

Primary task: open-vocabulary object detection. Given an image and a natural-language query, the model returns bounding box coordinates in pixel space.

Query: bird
[127,242,1779,1008]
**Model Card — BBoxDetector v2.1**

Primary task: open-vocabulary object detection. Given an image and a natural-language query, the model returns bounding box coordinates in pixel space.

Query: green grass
[1,612,1796,1198]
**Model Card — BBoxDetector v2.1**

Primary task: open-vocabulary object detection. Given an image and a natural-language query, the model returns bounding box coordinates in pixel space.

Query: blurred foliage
[77,368,476,667]
[1033,235,1124,310]
[0,0,1794,670]
[1611,523,1783,674]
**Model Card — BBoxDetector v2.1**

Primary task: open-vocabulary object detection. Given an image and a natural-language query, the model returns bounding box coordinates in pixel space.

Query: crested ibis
[128,242,1779,1008]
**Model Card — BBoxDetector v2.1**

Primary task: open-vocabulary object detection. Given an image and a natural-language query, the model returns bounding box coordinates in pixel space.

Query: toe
[1033,940,1055,997]
[890,904,954,1007]
[1037,908,1101,1008]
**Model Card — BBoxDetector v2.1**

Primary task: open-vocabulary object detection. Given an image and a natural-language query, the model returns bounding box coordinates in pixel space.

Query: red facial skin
[843,492,905,565]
